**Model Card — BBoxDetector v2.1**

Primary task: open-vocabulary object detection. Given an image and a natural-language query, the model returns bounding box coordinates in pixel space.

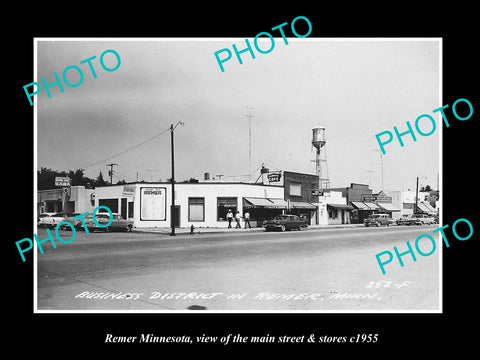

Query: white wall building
[94,182,285,228]
[318,191,352,225]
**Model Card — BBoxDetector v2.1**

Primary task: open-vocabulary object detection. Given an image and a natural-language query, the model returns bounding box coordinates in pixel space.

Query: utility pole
[373,150,384,191]
[415,176,419,214]
[107,163,118,185]
[170,120,184,236]
[245,106,254,180]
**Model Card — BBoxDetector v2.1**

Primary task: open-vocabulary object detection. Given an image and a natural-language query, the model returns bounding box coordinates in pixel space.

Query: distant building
[328,183,401,223]
[37,186,95,215]
[321,191,352,225]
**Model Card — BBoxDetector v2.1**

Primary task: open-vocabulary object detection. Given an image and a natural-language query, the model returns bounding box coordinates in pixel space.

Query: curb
[131,224,366,235]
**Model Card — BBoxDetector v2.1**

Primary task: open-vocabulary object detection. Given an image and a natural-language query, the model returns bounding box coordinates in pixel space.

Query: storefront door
[173,205,180,228]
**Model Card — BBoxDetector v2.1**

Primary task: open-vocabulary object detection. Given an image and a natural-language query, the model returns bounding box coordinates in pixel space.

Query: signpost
[55,177,71,196]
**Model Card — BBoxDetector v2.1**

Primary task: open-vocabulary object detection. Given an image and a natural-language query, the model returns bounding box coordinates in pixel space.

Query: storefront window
[188,197,205,222]
[217,197,237,221]
[98,198,118,213]
[328,208,338,219]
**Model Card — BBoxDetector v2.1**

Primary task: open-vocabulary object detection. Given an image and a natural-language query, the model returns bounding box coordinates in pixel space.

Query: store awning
[364,202,380,210]
[377,202,401,211]
[417,201,436,213]
[351,201,370,210]
[423,202,436,212]
[268,198,289,209]
[243,197,274,208]
[327,203,353,210]
[243,197,288,209]
[290,201,317,210]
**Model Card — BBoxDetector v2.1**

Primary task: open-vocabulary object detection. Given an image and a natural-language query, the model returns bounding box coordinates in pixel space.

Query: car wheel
[376,222,380,227]
[280,225,286,232]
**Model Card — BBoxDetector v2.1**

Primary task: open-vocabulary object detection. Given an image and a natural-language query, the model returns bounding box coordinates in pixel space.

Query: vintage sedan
[61,212,83,230]
[264,215,309,232]
[79,212,133,232]
[396,214,414,226]
[38,213,66,228]
[406,213,436,225]
[364,214,394,227]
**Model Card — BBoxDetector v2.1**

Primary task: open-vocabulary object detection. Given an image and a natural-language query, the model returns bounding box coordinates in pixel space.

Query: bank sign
[55,177,70,187]
[140,187,166,221]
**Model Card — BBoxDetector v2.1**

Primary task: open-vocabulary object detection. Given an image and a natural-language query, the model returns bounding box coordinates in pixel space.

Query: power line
[81,127,170,170]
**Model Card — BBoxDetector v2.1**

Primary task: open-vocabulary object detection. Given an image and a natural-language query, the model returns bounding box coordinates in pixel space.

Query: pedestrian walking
[226,209,233,228]
[235,211,241,229]
[244,211,251,229]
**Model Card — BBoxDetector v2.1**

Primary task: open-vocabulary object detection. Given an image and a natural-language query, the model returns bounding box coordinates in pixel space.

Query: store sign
[55,177,71,187]
[140,187,166,221]
[267,172,281,183]
[363,194,392,203]
[122,185,136,197]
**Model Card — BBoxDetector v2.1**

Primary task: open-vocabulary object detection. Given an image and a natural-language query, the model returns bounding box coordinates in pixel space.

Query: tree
[95,171,108,187]
[182,178,199,183]
[37,167,98,190]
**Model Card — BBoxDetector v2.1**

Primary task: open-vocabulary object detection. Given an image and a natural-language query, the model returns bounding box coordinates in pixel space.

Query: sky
[36,38,440,193]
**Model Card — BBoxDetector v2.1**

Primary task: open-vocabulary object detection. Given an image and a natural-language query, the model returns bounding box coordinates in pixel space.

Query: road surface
[36,225,440,312]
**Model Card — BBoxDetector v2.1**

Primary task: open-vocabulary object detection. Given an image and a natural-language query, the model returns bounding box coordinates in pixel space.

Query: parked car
[61,212,83,230]
[38,213,66,228]
[364,214,394,227]
[264,214,309,232]
[79,212,133,232]
[396,214,414,226]
[107,213,134,232]
[406,213,436,225]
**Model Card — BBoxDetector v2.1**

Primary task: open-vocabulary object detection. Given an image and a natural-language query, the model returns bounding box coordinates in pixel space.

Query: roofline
[94,181,284,189]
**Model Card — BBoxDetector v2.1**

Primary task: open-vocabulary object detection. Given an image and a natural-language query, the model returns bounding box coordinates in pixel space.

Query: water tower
[312,126,330,191]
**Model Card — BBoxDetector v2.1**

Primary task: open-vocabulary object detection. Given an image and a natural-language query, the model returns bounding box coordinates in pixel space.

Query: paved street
[36,225,440,312]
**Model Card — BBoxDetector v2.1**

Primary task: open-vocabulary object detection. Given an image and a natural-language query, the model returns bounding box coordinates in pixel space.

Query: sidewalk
[131,223,365,236]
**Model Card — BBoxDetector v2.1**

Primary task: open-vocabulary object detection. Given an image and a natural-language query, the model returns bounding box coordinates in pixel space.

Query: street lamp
[170,119,184,236]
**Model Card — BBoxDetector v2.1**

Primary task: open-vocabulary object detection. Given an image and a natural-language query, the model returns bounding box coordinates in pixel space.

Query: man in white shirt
[235,211,241,229]
[244,211,251,229]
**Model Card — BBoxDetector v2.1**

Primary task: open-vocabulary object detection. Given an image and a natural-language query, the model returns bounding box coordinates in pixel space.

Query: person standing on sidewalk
[235,211,242,229]
[244,211,251,229]
[226,209,233,228]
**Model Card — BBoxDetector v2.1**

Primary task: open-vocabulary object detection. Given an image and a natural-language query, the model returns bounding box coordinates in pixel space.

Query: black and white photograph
[7,6,478,354]
[33,38,441,312]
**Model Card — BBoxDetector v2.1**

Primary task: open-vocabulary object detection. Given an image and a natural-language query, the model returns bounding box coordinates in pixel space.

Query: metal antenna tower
[245,106,254,180]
